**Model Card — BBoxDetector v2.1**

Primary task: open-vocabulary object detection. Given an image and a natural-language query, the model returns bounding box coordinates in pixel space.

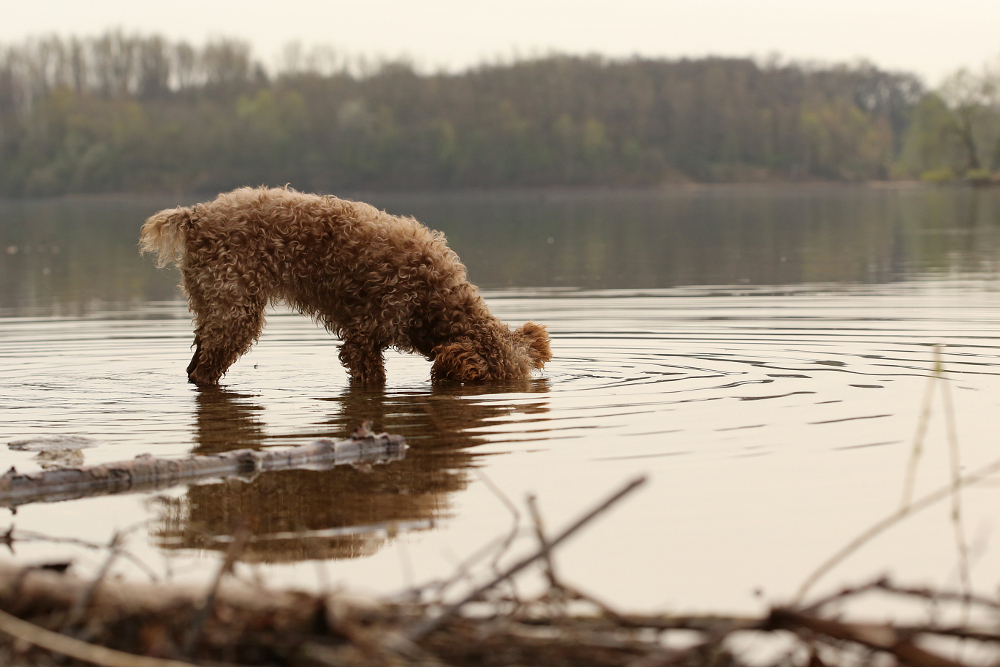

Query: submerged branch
[0,427,407,508]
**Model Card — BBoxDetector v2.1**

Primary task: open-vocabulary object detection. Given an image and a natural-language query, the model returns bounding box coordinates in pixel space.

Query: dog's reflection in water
[149,379,549,563]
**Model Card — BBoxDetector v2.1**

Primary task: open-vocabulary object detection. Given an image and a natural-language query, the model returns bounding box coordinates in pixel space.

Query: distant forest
[0,32,997,197]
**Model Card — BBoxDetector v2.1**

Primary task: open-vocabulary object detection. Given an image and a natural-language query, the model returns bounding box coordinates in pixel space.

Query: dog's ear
[431,340,488,382]
[516,322,552,368]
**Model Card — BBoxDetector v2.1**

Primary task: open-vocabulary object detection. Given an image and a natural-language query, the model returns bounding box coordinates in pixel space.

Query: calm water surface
[2,185,1000,614]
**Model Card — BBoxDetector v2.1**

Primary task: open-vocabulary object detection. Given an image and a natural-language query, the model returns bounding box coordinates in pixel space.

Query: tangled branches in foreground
[0,564,997,667]
[0,477,996,667]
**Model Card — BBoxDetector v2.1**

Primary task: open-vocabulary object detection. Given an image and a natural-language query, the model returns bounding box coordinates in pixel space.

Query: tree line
[0,31,992,197]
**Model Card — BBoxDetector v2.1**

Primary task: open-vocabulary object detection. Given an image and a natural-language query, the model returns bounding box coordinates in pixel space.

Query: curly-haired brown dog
[140,186,552,386]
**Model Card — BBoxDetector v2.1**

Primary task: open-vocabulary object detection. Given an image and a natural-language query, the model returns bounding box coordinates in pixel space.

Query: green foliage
[965,167,992,181]
[0,32,930,197]
[920,167,957,183]
[896,94,965,178]
[896,65,1000,179]
[800,96,893,180]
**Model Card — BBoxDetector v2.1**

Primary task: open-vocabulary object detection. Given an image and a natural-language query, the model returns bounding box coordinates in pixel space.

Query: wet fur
[140,186,552,386]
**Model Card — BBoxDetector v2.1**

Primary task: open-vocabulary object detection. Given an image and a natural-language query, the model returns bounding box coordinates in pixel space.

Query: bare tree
[937,66,1000,173]
[92,30,137,97]
[137,36,171,99]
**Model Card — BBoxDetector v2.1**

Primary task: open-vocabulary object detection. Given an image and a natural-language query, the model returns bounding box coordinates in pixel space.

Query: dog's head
[430,338,489,383]
[512,321,551,371]
[431,322,551,383]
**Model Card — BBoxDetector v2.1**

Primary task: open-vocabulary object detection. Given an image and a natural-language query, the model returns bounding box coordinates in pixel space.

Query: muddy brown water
[2,185,1000,614]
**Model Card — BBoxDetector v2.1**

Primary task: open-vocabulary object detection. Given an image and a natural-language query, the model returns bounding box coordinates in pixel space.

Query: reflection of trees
[5,189,1000,315]
[900,188,1000,276]
[150,381,550,563]
[388,189,1000,290]
[0,197,181,314]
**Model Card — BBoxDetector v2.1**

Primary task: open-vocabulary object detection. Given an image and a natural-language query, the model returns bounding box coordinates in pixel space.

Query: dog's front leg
[339,338,387,386]
[186,303,266,386]
[186,338,203,376]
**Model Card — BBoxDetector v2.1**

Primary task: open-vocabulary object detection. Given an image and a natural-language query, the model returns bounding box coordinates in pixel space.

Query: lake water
[2,185,1000,614]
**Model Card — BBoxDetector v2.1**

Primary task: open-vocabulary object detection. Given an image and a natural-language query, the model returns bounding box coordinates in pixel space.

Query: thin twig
[397,532,511,603]
[801,576,1000,616]
[875,579,1000,610]
[63,531,123,632]
[899,346,972,603]
[399,473,525,604]
[526,493,559,588]
[794,455,1000,602]
[407,475,647,641]
[518,612,761,632]
[395,523,415,591]
[769,608,970,667]
[474,468,522,574]
[884,624,1000,643]
[798,578,889,615]
[901,354,937,510]
[7,526,159,581]
[556,583,627,623]
[305,539,331,597]
[182,526,250,656]
[938,352,972,601]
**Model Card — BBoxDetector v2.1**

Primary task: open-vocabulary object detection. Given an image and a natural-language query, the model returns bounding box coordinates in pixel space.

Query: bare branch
[407,475,647,641]
[0,606,195,667]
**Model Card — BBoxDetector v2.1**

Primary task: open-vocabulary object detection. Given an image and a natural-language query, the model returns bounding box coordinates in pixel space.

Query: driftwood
[0,424,406,508]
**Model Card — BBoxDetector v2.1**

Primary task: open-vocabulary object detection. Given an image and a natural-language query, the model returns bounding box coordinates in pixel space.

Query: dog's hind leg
[338,336,387,386]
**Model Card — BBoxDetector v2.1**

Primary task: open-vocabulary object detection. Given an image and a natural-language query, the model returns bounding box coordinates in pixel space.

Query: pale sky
[2,0,998,86]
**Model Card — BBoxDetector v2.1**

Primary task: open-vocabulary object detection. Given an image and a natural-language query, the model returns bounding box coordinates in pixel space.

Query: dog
[140,186,551,386]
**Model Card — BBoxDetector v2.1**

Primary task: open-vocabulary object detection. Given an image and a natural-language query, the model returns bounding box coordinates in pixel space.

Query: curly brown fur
[140,186,552,386]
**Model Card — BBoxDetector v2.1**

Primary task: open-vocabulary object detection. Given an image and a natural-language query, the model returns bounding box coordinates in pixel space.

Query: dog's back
[141,187,456,276]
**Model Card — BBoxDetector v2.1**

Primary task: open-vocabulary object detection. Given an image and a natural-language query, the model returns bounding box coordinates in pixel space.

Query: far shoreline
[0,179,979,205]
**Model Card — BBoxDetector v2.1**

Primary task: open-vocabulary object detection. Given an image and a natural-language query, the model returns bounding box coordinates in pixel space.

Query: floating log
[0,425,406,508]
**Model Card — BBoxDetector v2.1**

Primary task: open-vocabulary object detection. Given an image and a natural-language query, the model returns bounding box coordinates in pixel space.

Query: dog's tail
[139,206,190,268]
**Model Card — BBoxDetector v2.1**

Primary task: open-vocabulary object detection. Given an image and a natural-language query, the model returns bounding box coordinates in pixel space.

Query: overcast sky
[2,0,998,86]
